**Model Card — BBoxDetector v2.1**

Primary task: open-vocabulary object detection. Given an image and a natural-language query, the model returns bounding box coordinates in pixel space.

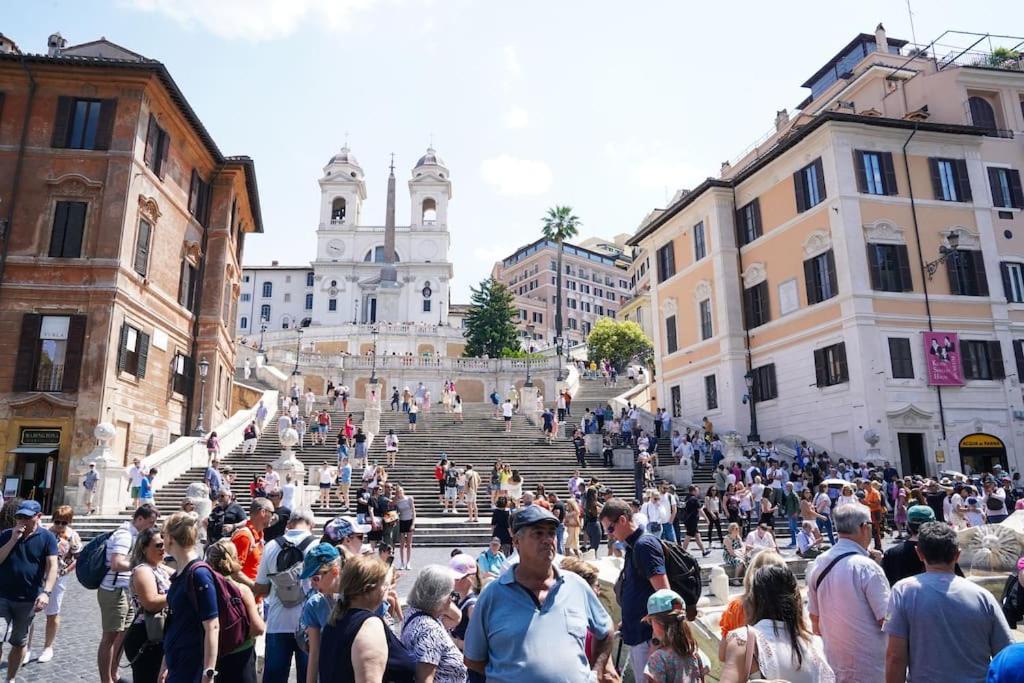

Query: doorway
[898,433,927,476]
[958,433,1007,475]
[8,451,57,511]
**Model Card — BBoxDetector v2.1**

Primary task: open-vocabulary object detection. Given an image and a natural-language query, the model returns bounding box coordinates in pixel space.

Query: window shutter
[1014,340,1024,381]
[134,220,151,276]
[853,151,867,193]
[881,152,898,195]
[759,282,770,324]
[51,96,73,148]
[988,340,1005,379]
[188,170,199,216]
[1001,263,1014,302]
[117,323,128,373]
[62,315,87,392]
[793,168,807,213]
[988,167,1005,207]
[735,208,745,245]
[1008,170,1024,209]
[144,114,158,169]
[813,348,826,387]
[947,257,962,295]
[157,132,170,179]
[137,331,150,379]
[972,251,989,296]
[94,98,117,150]
[49,202,69,257]
[0,93,5,125]
[835,343,849,382]
[743,288,753,328]
[13,314,41,391]
[803,258,818,305]
[896,245,913,291]
[751,199,762,238]
[64,202,86,258]
[954,159,972,202]
[928,158,943,199]
[814,158,826,202]
[825,250,837,298]
[866,245,882,290]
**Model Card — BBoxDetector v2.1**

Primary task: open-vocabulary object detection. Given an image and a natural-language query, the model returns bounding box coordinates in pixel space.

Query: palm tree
[541,206,581,376]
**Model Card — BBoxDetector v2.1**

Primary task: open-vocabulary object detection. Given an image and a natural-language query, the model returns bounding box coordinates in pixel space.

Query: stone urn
[721,432,749,468]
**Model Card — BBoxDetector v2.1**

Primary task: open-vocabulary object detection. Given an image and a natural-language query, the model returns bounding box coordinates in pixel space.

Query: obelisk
[376,155,402,322]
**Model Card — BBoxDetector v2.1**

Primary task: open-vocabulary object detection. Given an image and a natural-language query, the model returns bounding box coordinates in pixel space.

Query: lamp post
[524,324,535,387]
[193,357,210,436]
[555,335,564,382]
[924,232,964,279]
[258,320,267,355]
[291,325,303,376]
[438,298,444,326]
[744,370,759,442]
[370,324,379,383]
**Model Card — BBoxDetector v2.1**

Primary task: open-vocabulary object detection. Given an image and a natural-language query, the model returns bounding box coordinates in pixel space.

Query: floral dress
[644,646,710,683]
[400,608,467,683]
[722,535,744,568]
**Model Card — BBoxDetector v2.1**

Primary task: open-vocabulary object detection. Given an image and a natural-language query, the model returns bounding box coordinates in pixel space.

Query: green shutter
[928,158,944,199]
[896,245,913,292]
[136,331,150,379]
[49,202,69,257]
[117,323,128,373]
[51,96,73,148]
[13,314,42,391]
[853,151,867,193]
[881,152,899,196]
[954,159,972,202]
[794,168,807,212]
[94,98,117,150]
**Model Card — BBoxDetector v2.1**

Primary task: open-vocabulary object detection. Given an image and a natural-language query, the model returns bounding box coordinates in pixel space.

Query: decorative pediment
[138,195,162,224]
[886,403,933,428]
[741,262,767,288]
[693,280,712,301]
[46,173,103,198]
[942,226,980,250]
[8,392,78,417]
[863,219,905,245]
[661,297,678,317]
[802,229,832,258]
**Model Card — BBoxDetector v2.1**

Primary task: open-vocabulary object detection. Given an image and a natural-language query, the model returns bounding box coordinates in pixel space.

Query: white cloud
[121,0,379,41]
[480,155,553,196]
[503,45,523,78]
[502,107,530,129]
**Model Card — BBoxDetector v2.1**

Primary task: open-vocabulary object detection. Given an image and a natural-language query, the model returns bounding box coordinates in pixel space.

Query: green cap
[907,505,935,525]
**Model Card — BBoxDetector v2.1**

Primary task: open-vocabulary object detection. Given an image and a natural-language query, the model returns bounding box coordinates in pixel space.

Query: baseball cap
[645,589,685,618]
[448,553,477,579]
[299,543,341,579]
[324,516,371,542]
[15,500,41,517]
[511,506,558,532]
[907,505,935,525]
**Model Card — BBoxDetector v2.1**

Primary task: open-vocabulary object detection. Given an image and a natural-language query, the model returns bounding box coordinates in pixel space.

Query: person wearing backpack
[254,507,319,683]
[205,539,267,683]
[95,503,158,683]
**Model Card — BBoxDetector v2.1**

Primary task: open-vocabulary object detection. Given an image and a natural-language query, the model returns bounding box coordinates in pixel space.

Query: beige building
[491,236,632,348]
[629,26,1024,476]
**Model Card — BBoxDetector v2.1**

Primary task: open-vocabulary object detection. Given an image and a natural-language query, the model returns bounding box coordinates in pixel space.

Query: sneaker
[37,647,54,663]
[23,650,32,663]
[702,550,711,557]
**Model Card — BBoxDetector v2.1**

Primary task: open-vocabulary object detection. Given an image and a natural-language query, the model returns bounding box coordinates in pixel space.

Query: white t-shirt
[281,483,296,509]
[318,467,334,484]
[501,402,513,418]
[127,466,144,487]
[102,521,138,590]
[751,483,765,503]
[255,529,316,633]
[264,471,280,492]
[385,435,399,451]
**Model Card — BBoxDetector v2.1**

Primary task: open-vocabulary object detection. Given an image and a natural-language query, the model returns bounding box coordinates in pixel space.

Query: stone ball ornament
[94,422,116,443]
[279,427,299,450]
[863,429,880,447]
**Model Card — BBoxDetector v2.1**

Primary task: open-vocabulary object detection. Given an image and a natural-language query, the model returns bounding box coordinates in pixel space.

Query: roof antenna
[344,130,349,148]
[429,132,435,148]
[905,0,918,48]
[389,153,395,174]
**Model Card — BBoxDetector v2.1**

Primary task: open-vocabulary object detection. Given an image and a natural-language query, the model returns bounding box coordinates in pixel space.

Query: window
[705,375,718,410]
[968,96,997,131]
[751,364,778,402]
[743,281,770,329]
[699,299,713,340]
[595,305,604,315]
[328,299,337,311]
[13,314,87,392]
[814,342,848,387]
[581,284,590,294]
[221,280,233,324]
[240,293,250,303]
[172,353,193,395]
[656,242,676,282]
[988,167,1024,209]
[283,293,291,303]
[888,338,914,378]
[794,158,826,211]
[961,340,1005,380]
[595,287,603,297]
[260,304,271,321]
[854,150,897,195]
[670,386,681,417]
[1014,340,1024,381]
[804,249,838,304]
[143,114,170,179]
[568,281,577,291]
[240,316,248,330]
[48,201,87,258]
[582,302,591,313]
[532,312,543,324]
[188,170,212,226]
[306,272,314,287]
[929,158,972,202]
[423,299,432,312]
[331,197,346,222]
[133,219,152,277]
[568,318,578,330]
[736,199,762,246]
[568,299,577,310]
[262,282,273,298]
[1001,262,1024,303]
[665,315,678,353]
[305,293,314,310]
[179,261,198,311]
[867,244,913,292]
[947,250,989,296]
[550,259,557,271]
[51,97,116,150]
[117,322,149,379]
[693,221,707,261]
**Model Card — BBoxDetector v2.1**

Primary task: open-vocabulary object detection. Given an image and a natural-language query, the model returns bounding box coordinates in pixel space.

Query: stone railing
[267,349,559,375]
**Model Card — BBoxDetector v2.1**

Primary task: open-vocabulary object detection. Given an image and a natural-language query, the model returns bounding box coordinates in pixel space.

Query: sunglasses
[53,520,69,526]
[153,542,165,549]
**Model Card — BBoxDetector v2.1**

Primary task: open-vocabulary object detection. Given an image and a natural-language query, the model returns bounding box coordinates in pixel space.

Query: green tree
[541,206,581,348]
[586,318,653,369]
[463,278,519,358]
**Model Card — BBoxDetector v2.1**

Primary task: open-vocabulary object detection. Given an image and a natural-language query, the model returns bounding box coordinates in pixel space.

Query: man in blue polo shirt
[600,497,670,679]
[0,500,58,681]
[464,506,616,683]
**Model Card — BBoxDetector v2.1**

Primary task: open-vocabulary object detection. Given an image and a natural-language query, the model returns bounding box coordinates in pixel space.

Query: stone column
[273,428,307,509]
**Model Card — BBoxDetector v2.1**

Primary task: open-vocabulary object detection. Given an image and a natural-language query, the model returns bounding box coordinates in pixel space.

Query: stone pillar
[63,422,130,516]
[273,428,307,509]
[721,433,748,468]
[585,433,603,455]
[612,448,635,469]
[363,381,382,447]
[519,386,538,421]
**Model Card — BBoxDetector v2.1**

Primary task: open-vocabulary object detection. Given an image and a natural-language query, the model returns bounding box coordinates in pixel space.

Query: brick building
[0,34,263,510]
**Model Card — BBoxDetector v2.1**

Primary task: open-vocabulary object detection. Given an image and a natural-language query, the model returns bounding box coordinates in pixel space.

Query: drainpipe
[902,126,948,441]
[0,55,38,301]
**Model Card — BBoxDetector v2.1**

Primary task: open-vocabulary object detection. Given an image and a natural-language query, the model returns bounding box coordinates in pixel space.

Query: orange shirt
[719,597,746,638]
[231,521,264,581]
[865,487,883,514]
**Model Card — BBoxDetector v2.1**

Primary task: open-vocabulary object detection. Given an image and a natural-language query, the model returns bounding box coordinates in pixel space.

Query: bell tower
[408,146,451,229]
[318,145,366,228]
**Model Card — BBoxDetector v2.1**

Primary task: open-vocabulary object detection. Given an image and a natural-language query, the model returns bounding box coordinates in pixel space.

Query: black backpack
[1001,573,1024,628]
[616,538,702,609]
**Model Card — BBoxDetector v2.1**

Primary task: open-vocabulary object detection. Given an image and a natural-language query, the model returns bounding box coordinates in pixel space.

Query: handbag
[144,609,167,642]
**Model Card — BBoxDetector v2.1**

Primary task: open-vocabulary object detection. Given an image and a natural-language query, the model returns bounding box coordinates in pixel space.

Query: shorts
[438,480,446,495]
[399,519,414,533]
[465,492,477,503]
[0,597,36,646]
[684,521,699,537]
[45,575,70,617]
[504,416,512,422]
[444,487,458,501]
[409,414,418,424]
[320,483,332,489]
[97,586,133,633]
[130,486,141,499]
[355,443,367,458]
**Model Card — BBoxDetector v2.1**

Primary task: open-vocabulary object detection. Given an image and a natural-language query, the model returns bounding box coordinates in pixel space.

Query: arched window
[422,197,437,224]
[331,197,346,222]
[968,96,997,130]
[281,315,291,329]
[262,281,272,298]
[364,246,400,262]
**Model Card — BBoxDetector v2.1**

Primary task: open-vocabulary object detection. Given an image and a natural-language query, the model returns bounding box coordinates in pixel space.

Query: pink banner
[924,332,964,386]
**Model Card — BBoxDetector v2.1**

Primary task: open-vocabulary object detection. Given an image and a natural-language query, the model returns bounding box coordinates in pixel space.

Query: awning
[8,447,58,455]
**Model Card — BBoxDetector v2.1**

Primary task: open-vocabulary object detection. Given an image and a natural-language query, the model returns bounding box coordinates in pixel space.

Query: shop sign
[959,433,1003,449]
[924,332,964,386]
[19,428,61,446]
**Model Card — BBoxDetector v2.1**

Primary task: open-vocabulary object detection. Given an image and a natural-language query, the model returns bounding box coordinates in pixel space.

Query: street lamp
[924,232,963,279]
[292,325,304,376]
[193,357,210,436]
[258,319,268,355]
[370,324,379,383]
[744,370,760,442]
[554,336,564,382]
[524,324,535,387]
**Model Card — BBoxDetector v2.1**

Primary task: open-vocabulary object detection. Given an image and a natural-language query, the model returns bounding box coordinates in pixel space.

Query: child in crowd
[643,589,710,683]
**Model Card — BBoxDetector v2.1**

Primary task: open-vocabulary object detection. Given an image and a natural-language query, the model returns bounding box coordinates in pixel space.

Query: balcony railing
[33,364,64,392]
[268,350,559,374]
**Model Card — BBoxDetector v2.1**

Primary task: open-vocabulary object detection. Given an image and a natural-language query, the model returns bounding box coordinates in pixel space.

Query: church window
[331,198,346,223]
[306,272,314,287]
[260,305,271,321]
[262,282,272,298]
[328,299,337,311]
[305,293,313,310]
[364,246,400,262]
[331,280,337,287]
[423,299,432,312]
[422,198,437,224]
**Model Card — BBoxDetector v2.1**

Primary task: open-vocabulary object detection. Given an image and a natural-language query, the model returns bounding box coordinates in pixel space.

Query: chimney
[720,161,732,175]
[775,109,789,132]
[47,32,66,57]
[271,260,279,266]
[875,23,888,53]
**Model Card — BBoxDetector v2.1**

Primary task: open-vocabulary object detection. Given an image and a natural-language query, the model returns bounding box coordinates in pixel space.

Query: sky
[6,0,1019,302]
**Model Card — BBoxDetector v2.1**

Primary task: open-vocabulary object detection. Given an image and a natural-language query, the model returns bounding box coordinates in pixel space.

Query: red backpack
[186,560,251,654]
